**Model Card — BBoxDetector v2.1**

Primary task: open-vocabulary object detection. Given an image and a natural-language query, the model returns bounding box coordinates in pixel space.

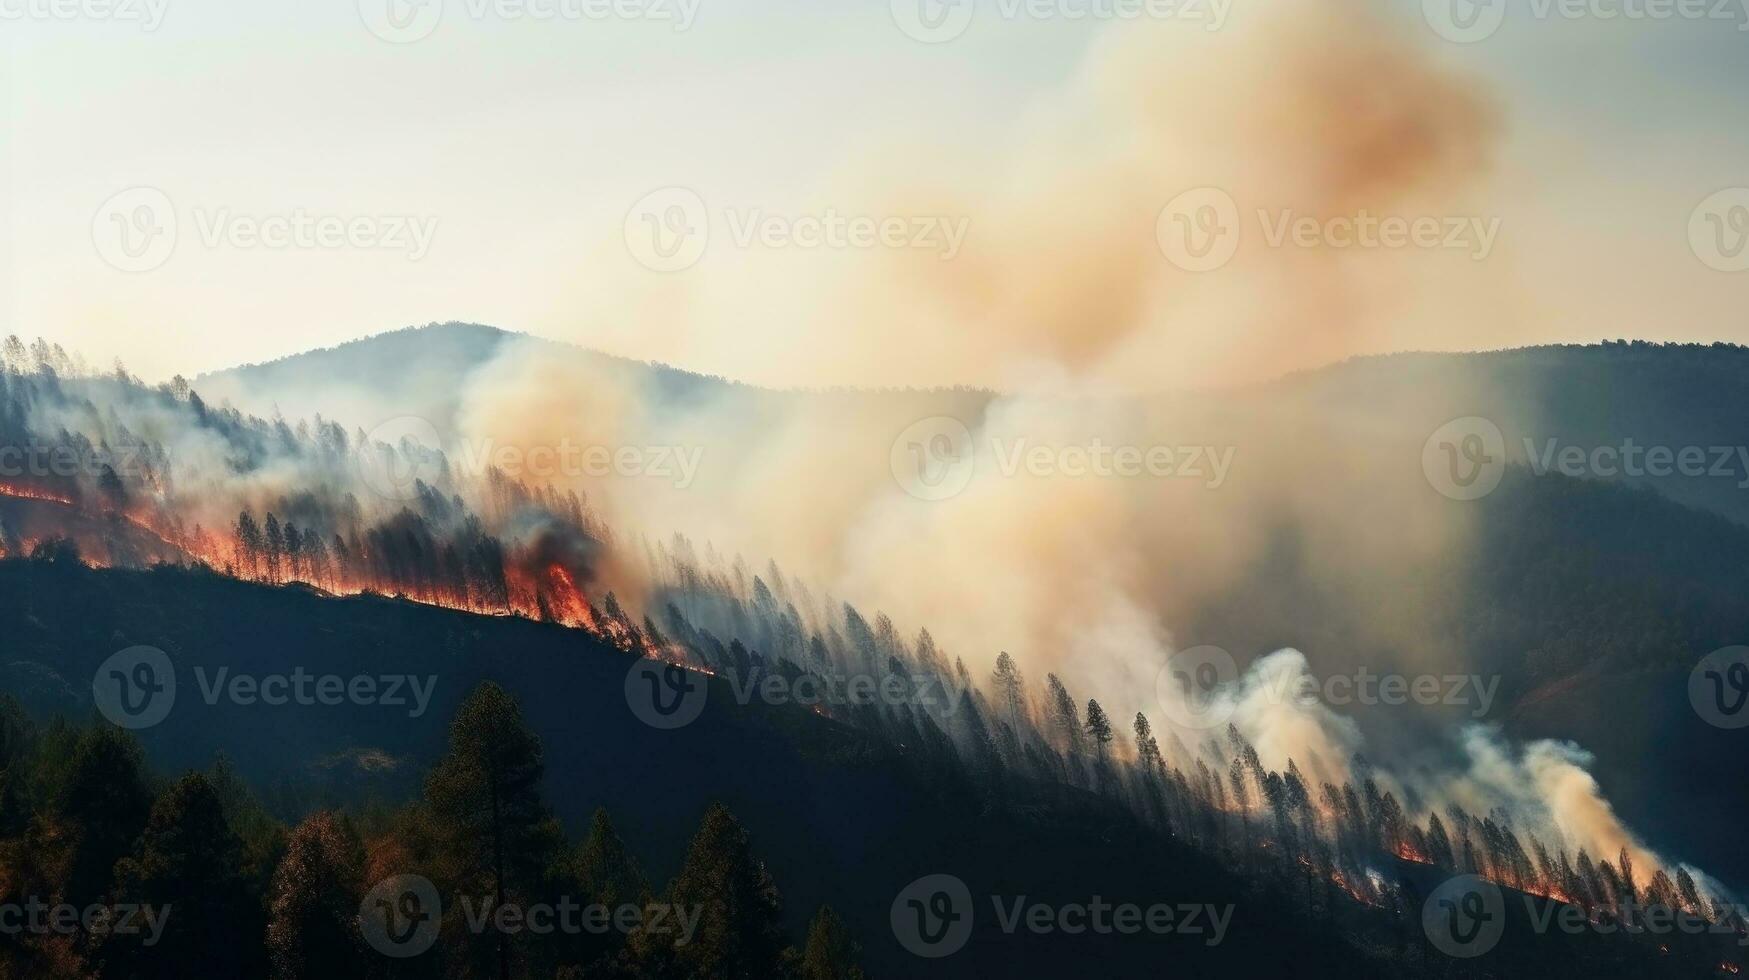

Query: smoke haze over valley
[4,0,1749,976]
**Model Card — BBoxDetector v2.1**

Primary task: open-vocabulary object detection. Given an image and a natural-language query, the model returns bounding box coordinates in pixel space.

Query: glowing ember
[0,483,75,506]
[0,484,617,641]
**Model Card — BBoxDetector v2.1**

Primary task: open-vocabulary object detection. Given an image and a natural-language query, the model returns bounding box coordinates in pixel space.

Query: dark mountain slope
[0,559,1388,979]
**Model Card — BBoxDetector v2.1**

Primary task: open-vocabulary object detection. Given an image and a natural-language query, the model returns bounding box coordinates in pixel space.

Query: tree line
[0,684,867,980]
[632,542,1747,971]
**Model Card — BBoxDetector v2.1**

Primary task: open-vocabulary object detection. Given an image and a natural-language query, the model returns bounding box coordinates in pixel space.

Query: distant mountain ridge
[201,325,1749,527]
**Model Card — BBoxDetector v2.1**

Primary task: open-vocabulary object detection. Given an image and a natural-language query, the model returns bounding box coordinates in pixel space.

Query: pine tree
[265,812,366,980]
[263,513,285,583]
[104,773,265,979]
[1676,866,1703,912]
[798,906,865,980]
[0,696,32,839]
[660,803,789,980]
[1084,699,1114,791]
[1616,847,1638,906]
[991,653,1025,728]
[568,807,648,971]
[575,808,647,909]
[1083,700,1113,753]
[1132,713,1171,833]
[235,511,263,578]
[424,683,565,980]
[49,727,152,909]
[1425,813,1455,871]
[1228,756,1252,860]
[1133,713,1163,777]
[1044,675,1083,783]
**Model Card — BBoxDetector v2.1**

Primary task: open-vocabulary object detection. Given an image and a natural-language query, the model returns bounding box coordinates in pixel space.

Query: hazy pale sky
[2,0,1746,387]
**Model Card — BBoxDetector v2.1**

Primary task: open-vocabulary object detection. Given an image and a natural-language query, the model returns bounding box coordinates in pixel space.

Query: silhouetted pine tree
[265,811,367,980]
[655,803,789,980]
[798,906,865,980]
[102,773,266,979]
[424,682,566,980]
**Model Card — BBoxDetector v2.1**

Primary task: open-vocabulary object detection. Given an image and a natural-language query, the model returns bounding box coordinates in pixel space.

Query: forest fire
[0,353,1740,980]
[0,482,75,506]
[1392,841,1431,865]
[1300,857,1391,909]
[0,481,611,638]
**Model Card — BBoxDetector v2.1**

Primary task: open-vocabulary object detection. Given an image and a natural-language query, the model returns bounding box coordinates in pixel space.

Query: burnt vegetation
[0,338,1746,976]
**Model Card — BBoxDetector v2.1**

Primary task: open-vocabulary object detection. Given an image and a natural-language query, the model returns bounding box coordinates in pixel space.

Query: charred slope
[1185,463,1749,891]
[0,560,1387,979]
[0,561,1728,976]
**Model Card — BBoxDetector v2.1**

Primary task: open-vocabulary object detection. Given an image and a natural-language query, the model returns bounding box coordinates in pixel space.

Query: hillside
[182,326,1749,888]
[0,560,1386,979]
